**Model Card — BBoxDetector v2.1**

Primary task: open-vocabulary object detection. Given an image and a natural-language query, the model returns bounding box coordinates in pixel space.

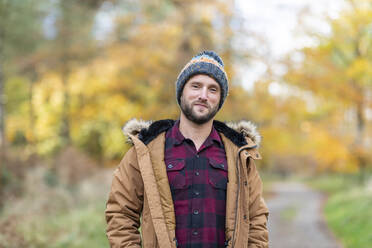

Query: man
[105,51,269,248]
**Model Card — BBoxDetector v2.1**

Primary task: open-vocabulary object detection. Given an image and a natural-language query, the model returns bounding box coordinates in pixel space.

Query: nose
[198,87,208,100]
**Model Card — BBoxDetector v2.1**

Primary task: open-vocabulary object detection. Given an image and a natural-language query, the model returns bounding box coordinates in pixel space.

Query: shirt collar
[170,120,223,147]
[170,120,185,145]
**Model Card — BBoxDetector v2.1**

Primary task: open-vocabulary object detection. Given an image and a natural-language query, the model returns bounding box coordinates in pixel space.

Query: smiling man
[105,51,269,248]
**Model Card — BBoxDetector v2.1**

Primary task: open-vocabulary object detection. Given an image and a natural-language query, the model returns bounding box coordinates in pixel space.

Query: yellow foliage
[282,0,372,173]
[346,58,372,85]
[309,127,358,173]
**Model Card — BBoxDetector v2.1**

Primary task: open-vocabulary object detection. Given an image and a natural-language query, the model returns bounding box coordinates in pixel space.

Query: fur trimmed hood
[122,119,261,148]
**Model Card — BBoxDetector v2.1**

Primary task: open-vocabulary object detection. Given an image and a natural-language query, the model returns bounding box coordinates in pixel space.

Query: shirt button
[167,164,173,169]
[195,171,200,176]
[194,191,200,196]
[220,164,224,168]
[193,210,199,215]
[193,230,198,236]
[196,154,199,158]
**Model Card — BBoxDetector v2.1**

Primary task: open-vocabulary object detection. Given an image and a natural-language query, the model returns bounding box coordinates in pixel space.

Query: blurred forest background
[0,0,371,247]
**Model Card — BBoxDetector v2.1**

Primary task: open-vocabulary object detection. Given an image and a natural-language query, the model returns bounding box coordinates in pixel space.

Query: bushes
[0,147,113,248]
[0,154,28,210]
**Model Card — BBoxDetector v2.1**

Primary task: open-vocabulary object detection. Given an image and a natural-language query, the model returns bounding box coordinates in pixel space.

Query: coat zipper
[231,150,242,247]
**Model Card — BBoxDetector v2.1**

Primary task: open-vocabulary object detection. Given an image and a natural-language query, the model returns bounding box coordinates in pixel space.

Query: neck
[179,114,214,150]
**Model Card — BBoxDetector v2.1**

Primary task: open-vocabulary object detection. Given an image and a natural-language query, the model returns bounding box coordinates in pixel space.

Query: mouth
[194,103,208,108]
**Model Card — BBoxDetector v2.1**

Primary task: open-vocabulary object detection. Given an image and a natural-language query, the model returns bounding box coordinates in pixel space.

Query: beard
[180,97,219,125]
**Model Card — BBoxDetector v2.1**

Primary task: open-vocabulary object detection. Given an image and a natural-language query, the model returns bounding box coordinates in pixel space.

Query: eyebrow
[190,81,219,88]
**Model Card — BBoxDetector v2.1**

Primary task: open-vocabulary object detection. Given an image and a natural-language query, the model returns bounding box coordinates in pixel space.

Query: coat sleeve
[247,159,269,248]
[105,147,144,248]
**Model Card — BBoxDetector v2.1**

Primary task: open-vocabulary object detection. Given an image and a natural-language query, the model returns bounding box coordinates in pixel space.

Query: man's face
[180,74,221,125]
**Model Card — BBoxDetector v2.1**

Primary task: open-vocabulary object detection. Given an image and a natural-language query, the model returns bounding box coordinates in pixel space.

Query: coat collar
[122,119,261,148]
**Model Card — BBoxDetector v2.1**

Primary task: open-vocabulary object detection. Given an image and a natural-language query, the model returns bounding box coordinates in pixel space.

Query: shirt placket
[189,154,205,244]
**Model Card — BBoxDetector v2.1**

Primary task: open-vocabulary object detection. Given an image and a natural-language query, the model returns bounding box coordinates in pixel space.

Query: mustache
[193,101,209,108]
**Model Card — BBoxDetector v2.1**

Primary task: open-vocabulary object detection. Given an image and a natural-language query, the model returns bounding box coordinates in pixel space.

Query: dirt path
[266,182,343,248]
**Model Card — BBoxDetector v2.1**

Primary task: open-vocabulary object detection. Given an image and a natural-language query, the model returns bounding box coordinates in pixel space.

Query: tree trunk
[60,63,71,145]
[28,69,37,151]
[58,0,72,145]
[0,22,5,160]
[351,77,367,184]
[0,56,5,160]
[351,38,367,184]
[355,97,367,184]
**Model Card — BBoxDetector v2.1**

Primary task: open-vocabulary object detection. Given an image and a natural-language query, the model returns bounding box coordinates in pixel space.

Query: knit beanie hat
[176,51,229,110]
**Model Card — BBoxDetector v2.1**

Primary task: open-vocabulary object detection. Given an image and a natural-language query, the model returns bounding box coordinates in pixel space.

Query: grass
[306,174,357,194]
[20,203,109,248]
[280,206,298,221]
[325,189,372,248]
[306,174,372,248]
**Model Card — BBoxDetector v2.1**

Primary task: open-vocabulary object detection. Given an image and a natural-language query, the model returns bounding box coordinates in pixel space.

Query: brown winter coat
[105,119,269,248]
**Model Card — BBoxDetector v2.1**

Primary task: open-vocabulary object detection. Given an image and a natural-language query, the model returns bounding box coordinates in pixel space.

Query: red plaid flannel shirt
[165,120,228,248]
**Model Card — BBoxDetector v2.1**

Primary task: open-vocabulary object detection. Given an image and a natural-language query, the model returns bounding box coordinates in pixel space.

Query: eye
[210,87,217,93]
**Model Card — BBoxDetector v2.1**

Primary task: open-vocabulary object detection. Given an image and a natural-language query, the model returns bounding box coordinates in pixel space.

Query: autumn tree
[284,0,372,174]
[50,0,105,145]
[0,0,47,158]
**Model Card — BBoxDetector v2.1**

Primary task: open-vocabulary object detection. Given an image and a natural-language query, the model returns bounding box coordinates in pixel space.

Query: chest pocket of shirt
[208,159,228,190]
[166,159,188,190]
